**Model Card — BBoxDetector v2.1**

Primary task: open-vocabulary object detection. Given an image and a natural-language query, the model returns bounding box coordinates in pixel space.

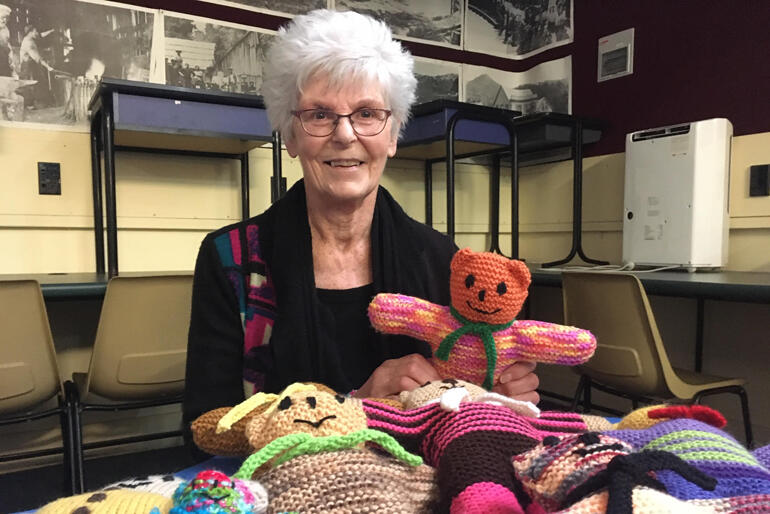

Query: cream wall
[1,123,769,468]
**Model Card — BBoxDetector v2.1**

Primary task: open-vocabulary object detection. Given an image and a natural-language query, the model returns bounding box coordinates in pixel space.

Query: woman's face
[285,76,398,207]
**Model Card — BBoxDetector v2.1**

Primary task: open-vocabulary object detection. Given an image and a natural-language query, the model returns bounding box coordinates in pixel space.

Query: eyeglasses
[291,108,392,137]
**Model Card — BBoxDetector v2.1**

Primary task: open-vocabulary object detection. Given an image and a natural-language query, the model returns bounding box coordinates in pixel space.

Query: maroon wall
[123,0,770,156]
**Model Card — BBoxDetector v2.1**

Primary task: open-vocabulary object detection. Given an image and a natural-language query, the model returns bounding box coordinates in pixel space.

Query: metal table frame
[398,101,605,264]
[88,78,284,277]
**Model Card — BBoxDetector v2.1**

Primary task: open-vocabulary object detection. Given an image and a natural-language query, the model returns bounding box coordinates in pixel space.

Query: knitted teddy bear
[368,247,597,389]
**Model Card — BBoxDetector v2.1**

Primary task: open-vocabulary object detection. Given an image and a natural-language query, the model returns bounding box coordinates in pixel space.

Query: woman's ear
[285,136,299,158]
[387,123,399,158]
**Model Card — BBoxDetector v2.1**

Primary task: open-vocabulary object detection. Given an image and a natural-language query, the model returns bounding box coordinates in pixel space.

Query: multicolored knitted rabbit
[368,248,597,389]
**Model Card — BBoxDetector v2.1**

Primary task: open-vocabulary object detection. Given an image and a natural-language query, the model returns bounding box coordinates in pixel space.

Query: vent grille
[632,124,691,141]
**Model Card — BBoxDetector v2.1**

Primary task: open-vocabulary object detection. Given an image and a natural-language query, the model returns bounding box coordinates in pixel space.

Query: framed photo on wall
[196,0,329,18]
[160,12,275,96]
[334,0,463,48]
[463,55,571,114]
[0,0,155,127]
[464,0,572,59]
[414,56,461,104]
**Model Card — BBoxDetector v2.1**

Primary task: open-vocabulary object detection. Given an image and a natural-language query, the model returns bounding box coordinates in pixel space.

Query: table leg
[90,111,104,274]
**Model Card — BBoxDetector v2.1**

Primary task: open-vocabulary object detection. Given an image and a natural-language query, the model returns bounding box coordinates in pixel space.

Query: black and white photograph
[335,0,463,47]
[0,0,154,126]
[414,56,460,104]
[198,0,327,18]
[464,0,572,59]
[463,56,571,114]
[162,13,274,96]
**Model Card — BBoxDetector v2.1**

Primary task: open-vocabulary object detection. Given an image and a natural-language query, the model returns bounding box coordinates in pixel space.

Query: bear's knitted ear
[450,247,474,273]
[507,259,531,290]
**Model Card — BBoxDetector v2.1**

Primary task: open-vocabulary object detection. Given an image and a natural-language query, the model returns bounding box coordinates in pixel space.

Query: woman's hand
[492,361,540,405]
[354,354,441,399]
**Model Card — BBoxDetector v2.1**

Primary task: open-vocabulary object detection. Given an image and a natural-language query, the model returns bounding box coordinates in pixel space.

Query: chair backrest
[84,275,193,401]
[0,280,62,414]
[561,271,677,398]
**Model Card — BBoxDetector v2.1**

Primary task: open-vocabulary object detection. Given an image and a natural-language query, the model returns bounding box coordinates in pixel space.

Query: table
[88,79,280,278]
[397,101,604,264]
[530,267,770,372]
[0,271,192,300]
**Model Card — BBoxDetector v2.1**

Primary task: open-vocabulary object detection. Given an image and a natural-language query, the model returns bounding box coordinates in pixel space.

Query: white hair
[261,9,417,141]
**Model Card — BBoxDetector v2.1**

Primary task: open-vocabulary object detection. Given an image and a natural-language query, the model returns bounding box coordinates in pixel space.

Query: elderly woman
[183,9,538,435]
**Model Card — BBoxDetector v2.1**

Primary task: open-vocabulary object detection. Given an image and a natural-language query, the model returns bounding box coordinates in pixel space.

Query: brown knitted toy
[190,382,334,456]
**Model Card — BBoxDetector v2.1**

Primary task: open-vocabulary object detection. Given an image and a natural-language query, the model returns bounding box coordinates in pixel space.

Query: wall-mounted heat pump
[622,118,732,271]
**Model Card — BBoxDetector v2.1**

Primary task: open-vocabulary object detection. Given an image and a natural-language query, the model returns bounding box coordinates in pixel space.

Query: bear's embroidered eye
[465,274,475,288]
[497,282,507,295]
[278,396,293,410]
[334,394,346,404]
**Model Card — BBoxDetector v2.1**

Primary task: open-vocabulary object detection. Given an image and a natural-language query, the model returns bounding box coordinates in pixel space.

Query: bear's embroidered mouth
[466,300,502,315]
[293,415,337,429]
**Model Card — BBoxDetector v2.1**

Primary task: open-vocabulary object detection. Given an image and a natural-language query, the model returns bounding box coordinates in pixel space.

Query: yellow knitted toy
[37,490,172,514]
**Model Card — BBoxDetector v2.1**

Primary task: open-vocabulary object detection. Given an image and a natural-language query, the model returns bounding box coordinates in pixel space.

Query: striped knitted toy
[363,397,588,513]
[512,432,717,513]
[606,418,770,501]
[258,449,439,513]
[368,247,596,389]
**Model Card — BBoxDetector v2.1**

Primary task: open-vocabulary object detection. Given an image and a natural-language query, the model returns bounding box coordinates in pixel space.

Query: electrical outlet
[749,165,770,197]
[38,162,61,195]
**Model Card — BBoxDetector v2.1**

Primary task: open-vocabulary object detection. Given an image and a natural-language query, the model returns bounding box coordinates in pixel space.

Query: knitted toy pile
[368,248,597,389]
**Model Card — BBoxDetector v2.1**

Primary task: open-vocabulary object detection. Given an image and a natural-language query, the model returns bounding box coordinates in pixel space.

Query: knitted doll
[36,490,173,514]
[512,432,718,514]
[368,248,597,389]
[190,382,336,456]
[228,383,439,513]
[364,385,590,513]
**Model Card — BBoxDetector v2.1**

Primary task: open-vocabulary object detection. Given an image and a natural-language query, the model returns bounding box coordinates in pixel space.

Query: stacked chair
[68,274,194,492]
[561,271,753,448]
[0,280,78,495]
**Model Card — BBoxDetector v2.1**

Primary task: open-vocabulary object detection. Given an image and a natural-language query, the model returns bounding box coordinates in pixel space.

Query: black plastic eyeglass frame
[291,108,392,137]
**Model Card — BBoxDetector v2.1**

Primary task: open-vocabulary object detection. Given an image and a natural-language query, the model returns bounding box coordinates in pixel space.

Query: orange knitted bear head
[449,248,531,325]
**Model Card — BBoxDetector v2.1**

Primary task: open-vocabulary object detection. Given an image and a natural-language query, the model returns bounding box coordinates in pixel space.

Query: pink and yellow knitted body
[368,293,596,387]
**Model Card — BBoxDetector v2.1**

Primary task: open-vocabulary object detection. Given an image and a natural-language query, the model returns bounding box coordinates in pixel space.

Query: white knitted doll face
[246,389,368,450]
[399,378,486,409]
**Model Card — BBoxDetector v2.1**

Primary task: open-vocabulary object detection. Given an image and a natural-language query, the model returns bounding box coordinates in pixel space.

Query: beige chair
[0,280,78,494]
[69,274,193,492]
[561,271,753,448]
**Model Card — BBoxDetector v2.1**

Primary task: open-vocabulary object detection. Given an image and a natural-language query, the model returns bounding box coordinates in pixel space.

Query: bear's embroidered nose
[478,290,486,301]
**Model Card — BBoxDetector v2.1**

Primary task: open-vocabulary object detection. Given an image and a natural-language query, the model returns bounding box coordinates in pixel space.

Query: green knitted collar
[435,306,514,390]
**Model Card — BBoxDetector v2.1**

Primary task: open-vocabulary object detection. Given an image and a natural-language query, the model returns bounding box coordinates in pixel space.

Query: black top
[316,283,378,389]
[183,180,458,449]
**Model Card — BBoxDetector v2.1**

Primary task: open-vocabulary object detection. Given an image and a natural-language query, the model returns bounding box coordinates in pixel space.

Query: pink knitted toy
[368,248,596,389]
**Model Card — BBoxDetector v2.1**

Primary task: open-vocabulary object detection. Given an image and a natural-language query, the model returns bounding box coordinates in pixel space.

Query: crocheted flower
[368,247,596,389]
[170,470,263,514]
